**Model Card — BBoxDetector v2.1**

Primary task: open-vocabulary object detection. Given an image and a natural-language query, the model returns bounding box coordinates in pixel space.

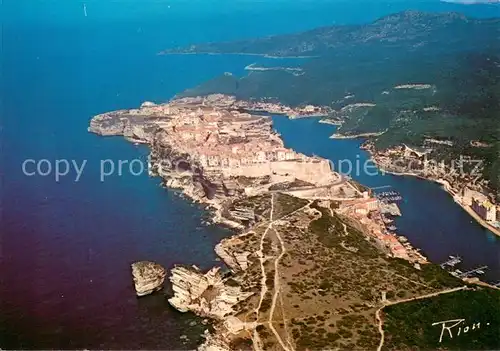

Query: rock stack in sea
[131,261,167,296]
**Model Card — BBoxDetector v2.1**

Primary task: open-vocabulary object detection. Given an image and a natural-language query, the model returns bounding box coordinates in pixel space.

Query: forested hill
[161,11,499,57]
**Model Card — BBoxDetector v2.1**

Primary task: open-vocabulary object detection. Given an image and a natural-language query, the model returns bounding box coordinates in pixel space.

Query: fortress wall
[284,188,325,198]
[286,184,344,198]
[218,159,333,184]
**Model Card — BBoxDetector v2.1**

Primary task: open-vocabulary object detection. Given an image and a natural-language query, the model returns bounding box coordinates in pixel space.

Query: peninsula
[89,94,412,260]
[89,93,499,350]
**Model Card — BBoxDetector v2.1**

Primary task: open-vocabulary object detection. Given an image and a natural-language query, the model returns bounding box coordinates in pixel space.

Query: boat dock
[371,185,393,191]
[440,255,462,268]
[440,258,491,282]
[376,190,403,202]
[455,265,488,279]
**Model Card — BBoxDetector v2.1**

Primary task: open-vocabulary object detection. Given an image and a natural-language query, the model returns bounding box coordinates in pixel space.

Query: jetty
[440,255,462,269]
[456,265,488,279]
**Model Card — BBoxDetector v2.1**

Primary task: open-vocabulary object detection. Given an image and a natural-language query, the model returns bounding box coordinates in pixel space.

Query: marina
[376,190,403,203]
[439,256,489,280]
[440,255,462,268]
[455,265,489,279]
[272,116,500,284]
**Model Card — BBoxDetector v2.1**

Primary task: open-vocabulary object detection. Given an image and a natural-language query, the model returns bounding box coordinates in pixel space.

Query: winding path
[252,194,275,351]
[264,200,312,351]
[247,197,314,350]
[268,221,292,351]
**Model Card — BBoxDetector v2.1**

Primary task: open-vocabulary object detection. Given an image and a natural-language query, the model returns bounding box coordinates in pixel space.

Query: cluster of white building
[198,147,302,169]
[154,102,308,170]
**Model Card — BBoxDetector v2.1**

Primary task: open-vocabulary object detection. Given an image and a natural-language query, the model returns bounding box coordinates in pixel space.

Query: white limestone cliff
[168,265,253,320]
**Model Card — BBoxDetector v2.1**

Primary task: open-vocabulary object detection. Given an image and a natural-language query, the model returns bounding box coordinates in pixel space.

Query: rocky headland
[89,94,338,221]
[95,9,500,348]
[168,265,253,320]
[90,94,474,350]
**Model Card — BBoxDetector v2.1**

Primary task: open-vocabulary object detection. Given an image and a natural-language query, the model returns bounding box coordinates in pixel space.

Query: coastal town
[88,92,500,351]
[90,94,421,260]
[364,142,500,237]
[176,94,332,118]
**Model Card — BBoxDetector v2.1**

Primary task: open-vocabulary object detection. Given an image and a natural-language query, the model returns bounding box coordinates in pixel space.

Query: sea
[1,0,499,349]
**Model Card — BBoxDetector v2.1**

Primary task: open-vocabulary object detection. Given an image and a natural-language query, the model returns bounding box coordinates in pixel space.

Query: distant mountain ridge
[161,10,500,57]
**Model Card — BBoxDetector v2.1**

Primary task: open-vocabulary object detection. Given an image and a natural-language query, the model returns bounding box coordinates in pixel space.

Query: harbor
[440,255,490,281]
[376,190,403,203]
[377,191,494,284]
[272,116,500,284]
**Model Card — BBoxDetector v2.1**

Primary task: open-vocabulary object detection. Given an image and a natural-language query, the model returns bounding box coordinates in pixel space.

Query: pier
[440,257,492,283]
[440,255,462,268]
[456,265,488,279]
[371,185,393,191]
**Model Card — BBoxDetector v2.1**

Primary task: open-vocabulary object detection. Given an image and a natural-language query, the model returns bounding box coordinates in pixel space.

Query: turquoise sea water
[1,0,499,349]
